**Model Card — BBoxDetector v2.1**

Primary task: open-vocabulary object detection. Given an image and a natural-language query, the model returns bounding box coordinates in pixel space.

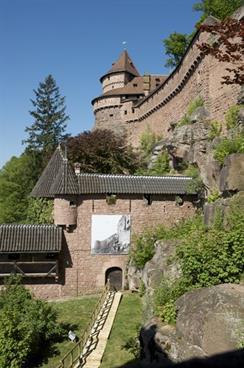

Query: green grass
[38,295,99,368]
[100,293,142,368]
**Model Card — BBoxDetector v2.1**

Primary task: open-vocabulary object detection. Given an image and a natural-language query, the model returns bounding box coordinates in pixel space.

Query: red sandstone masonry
[93,30,240,146]
[20,194,196,299]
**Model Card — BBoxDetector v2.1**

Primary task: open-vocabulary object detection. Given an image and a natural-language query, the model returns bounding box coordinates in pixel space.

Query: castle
[92,15,241,146]
[0,11,242,299]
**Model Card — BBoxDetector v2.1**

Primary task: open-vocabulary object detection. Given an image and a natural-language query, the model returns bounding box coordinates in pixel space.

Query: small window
[124,110,127,115]
[133,83,138,87]
[132,108,135,113]
[109,114,113,117]
[69,201,76,207]
[155,78,160,82]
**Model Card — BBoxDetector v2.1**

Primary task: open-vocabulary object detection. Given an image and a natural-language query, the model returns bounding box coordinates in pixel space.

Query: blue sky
[0,0,200,169]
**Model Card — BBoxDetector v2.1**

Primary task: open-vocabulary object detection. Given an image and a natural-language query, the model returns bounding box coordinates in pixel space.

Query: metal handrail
[56,282,110,368]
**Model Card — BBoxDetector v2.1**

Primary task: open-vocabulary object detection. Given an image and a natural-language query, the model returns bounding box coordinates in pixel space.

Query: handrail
[56,282,110,368]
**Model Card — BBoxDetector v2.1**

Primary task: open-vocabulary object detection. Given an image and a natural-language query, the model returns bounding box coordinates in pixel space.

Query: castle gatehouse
[0,146,197,298]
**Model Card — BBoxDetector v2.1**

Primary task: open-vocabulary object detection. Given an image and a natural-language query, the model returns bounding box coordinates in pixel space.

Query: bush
[0,276,63,368]
[122,336,140,359]
[178,97,204,126]
[208,120,222,140]
[214,134,244,164]
[225,105,243,130]
[139,128,161,161]
[130,230,157,269]
[207,189,221,203]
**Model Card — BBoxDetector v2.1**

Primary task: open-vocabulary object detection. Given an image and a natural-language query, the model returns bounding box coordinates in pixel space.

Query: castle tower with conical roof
[92,51,166,137]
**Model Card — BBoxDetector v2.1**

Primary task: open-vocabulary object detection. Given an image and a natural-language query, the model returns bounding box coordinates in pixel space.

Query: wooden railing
[56,283,110,368]
[0,260,58,278]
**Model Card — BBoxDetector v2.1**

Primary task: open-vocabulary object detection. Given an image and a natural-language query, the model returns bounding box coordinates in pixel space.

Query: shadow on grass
[25,322,79,368]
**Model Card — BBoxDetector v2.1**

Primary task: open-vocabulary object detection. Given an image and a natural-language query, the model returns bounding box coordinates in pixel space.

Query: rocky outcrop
[127,265,142,291]
[152,118,222,191]
[140,284,244,364]
[189,107,210,124]
[220,153,244,192]
[142,240,181,290]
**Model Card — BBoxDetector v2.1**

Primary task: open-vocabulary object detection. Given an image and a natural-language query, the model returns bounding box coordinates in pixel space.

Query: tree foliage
[0,276,63,368]
[163,32,193,68]
[23,74,70,164]
[0,154,41,223]
[25,198,53,224]
[67,129,139,174]
[162,0,242,69]
[198,18,244,85]
[193,0,243,21]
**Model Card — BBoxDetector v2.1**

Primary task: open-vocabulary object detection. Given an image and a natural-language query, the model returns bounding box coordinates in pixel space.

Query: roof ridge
[77,173,193,180]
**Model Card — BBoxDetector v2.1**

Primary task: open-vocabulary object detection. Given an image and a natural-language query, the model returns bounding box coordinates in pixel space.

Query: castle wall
[92,31,240,146]
[20,194,196,299]
[102,73,125,93]
[126,31,240,146]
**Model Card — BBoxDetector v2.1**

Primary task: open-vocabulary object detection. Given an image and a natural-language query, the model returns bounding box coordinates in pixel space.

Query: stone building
[92,13,242,146]
[0,147,197,298]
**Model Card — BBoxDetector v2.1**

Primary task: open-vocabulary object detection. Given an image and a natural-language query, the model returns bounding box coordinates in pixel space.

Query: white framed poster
[91,215,131,254]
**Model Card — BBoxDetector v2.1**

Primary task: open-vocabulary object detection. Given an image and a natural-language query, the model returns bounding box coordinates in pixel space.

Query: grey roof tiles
[31,146,196,197]
[76,173,194,195]
[0,224,62,253]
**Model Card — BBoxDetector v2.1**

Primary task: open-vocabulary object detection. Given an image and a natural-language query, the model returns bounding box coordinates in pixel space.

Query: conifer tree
[23,74,70,163]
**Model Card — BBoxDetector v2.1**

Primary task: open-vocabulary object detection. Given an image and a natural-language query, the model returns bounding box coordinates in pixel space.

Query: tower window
[124,110,127,115]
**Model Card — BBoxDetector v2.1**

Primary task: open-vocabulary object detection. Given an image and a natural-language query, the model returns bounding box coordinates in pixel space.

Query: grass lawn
[38,295,99,368]
[100,293,142,368]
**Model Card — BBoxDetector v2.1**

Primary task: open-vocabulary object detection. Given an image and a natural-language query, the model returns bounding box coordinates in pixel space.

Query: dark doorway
[105,267,122,291]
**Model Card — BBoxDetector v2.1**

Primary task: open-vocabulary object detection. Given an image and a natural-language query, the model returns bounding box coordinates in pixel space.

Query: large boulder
[142,240,181,290]
[176,284,244,356]
[220,153,244,192]
[140,284,244,363]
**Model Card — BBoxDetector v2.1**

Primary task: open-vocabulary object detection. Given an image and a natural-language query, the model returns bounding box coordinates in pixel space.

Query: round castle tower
[91,50,143,135]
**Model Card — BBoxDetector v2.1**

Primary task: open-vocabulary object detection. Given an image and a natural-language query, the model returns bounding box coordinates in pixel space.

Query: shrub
[208,120,222,140]
[139,128,161,161]
[183,164,204,194]
[214,134,244,164]
[225,105,242,130]
[122,336,140,359]
[156,302,177,324]
[178,97,204,126]
[207,189,221,203]
[0,275,63,368]
[130,230,158,269]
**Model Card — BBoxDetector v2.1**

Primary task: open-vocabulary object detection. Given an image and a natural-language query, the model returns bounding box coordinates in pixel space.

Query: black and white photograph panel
[91,215,131,255]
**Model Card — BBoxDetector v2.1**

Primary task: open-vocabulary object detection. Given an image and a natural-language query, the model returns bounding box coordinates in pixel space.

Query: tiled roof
[92,75,167,105]
[31,147,196,197]
[0,224,62,253]
[76,174,195,195]
[31,146,64,198]
[101,51,140,81]
[50,159,79,195]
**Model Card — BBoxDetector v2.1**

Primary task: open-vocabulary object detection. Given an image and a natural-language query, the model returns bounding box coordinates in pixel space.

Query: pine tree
[23,74,70,162]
